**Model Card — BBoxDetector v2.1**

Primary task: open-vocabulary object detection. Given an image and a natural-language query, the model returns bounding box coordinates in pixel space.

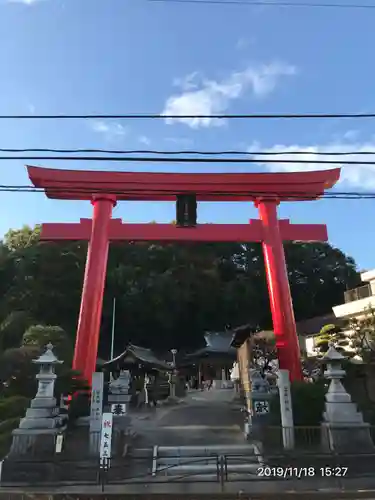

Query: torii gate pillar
[73,195,116,382]
[257,200,301,379]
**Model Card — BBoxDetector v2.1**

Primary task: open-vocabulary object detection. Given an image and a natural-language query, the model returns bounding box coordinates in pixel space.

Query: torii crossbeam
[27,166,341,384]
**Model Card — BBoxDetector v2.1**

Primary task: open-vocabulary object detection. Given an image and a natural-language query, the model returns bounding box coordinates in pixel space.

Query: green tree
[349,308,375,362]
[285,242,360,321]
[0,225,360,358]
[251,330,277,376]
[314,323,352,355]
[0,345,40,398]
[22,325,73,362]
[0,311,34,353]
[3,225,41,252]
[0,227,86,340]
[0,343,86,399]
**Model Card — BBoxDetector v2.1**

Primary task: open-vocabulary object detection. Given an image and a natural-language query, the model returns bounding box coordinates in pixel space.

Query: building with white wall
[298,269,375,357]
[333,269,375,322]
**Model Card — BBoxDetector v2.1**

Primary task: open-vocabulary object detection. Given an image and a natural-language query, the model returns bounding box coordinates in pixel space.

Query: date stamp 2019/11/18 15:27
[256,466,348,479]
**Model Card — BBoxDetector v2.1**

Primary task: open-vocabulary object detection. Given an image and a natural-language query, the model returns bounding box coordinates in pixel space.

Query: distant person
[230,362,240,393]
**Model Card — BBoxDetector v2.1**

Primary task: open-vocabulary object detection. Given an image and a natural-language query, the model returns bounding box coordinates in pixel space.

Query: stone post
[250,369,273,440]
[277,369,294,450]
[89,372,104,455]
[108,370,133,455]
[170,349,177,398]
[144,375,150,406]
[108,370,132,420]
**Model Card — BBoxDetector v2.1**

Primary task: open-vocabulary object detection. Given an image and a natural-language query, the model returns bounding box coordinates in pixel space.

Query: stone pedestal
[250,370,273,438]
[321,344,374,453]
[168,371,177,399]
[108,370,133,455]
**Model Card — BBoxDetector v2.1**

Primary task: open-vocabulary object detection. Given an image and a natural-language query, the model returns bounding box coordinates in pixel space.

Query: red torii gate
[27,165,341,383]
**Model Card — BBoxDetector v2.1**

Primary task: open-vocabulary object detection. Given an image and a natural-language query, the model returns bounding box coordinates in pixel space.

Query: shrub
[0,396,29,421]
[68,392,90,422]
[291,380,326,426]
[0,432,12,459]
[0,417,21,434]
[269,380,326,426]
[0,417,21,459]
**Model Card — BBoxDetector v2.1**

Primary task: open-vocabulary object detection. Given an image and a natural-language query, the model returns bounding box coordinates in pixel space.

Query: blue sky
[0,0,375,271]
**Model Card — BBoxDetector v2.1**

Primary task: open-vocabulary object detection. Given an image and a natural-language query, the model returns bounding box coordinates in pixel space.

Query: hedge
[0,396,29,422]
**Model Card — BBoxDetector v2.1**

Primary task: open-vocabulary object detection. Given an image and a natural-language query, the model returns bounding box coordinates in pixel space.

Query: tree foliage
[350,308,375,363]
[251,331,278,376]
[3,225,41,252]
[0,224,361,452]
[0,226,360,359]
[22,325,73,362]
[314,324,353,356]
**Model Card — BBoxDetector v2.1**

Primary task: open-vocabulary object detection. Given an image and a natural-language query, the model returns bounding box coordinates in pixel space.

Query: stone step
[156,462,260,476]
[157,455,219,466]
[153,444,264,478]
[157,455,260,466]
[128,447,154,458]
[155,444,260,457]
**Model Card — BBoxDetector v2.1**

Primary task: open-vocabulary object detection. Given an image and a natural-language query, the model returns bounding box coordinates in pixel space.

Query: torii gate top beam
[27,166,341,202]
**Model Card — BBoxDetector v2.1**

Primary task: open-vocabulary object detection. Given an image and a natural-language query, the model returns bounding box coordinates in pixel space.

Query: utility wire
[2,148,375,156]
[147,0,375,9]
[0,113,374,119]
[2,185,375,199]
[2,155,375,164]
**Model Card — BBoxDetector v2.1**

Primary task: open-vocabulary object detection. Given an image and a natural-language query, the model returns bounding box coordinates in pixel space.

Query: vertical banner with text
[100,412,113,468]
[90,372,104,433]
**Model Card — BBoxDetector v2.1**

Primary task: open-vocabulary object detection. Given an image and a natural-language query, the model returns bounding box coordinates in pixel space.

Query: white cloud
[249,136,375,188]
[173,73,200,91]
[164,137,194,147]
[161,62,297,129]
[342,130,359,141]
[138,136,151,146]
[6,0,44,4]
[90,120,127,140]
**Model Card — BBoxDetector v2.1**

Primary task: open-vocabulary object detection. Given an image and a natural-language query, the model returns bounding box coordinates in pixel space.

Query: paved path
[131,388,244,447]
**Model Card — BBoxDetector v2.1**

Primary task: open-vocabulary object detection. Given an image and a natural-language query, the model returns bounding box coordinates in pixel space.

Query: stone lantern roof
[32,343,63,366]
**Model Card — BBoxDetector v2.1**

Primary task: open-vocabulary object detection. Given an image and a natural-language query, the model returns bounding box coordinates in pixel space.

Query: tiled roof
[102,343,172,371]
[185,331,237,359]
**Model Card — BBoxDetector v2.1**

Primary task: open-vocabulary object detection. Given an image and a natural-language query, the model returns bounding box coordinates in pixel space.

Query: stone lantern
[9,343,64,456]
[321,342,374,452]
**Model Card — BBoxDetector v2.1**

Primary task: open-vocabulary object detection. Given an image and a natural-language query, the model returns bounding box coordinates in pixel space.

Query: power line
[0,112,375,120]
[3,148,375,156]
[147,0,375,9]
[3,155,375,164]
[2,184,375,199]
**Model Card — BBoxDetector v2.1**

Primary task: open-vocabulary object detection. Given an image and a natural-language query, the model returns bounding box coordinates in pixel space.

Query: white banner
[90,372,104,433]
[100,413,113,467]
